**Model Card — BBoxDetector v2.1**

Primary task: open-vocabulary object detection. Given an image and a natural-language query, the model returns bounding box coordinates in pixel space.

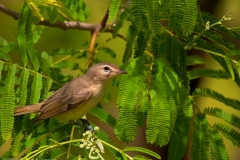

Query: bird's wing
[33,78,92,122]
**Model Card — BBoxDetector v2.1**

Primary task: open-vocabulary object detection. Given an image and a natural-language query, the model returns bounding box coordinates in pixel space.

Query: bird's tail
[14,103,43,116]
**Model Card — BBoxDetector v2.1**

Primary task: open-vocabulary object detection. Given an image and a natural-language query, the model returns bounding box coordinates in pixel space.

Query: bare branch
[0,3,20,19]
[88,8,110,68]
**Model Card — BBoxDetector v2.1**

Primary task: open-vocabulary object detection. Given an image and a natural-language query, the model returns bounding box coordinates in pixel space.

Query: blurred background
[0,0,240,159]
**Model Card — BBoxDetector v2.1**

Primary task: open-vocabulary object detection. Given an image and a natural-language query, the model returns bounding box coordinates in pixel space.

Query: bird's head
[86,62,127,82]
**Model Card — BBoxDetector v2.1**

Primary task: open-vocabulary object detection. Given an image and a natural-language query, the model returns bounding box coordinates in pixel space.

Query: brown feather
[14,103,43,116]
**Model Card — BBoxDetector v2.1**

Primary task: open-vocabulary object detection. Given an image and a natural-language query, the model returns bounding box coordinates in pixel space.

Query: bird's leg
[72,118,94,133]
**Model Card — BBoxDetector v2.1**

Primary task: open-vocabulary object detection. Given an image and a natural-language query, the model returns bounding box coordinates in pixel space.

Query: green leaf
[224,56,234,80]
[168,97,193,160]
[0,42,15,62]
[122,25,138,63]
[130,0,148,31]
[204,107,240,129]
[182,0,197,36]
[46,6,58,24]
[109,0,122,22]
[19,69,30,106]
[25,10,39,71]
[0,64,16,140]
[214,123,240,147]
[11,116,23,156]
[187,55,204,66]
[30,73,42,104]
[169,0,184,32]
[191,113,210,160]
[0,61,4,81]
[53,61,79,70]
[192,88,240,111]
[188,68,230,80]
[151,28,167,58]
[146,90,163,144]
[17,2,29,67]
[235,62,240,78]
[89,105,116,128]
[123,146,161,159]
[209,128,229,160]
[101,47,116,58]
[146,0,161,34]
[134,30,151,58]
[112,8,130,38]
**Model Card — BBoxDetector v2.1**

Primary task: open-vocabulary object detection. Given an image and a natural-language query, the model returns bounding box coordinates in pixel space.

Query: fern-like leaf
[204,107,240,129]
[146,90,164,144]
[188,68,230,80]
[0,64,16,140]
[169,0,184,32]
[116,56,147,142]
[166,35,180,73]
[182,0,197,36]
[209,127,229,160]
[192,88,240,111]
[89,105,117,128]
[151,28,167,58]
[214,123,240,147]
[168,97,193,160]
[123,146,161,159]
[130,0,148,31]
[0,60,4,81]
[26,10,40,71]
[19,69,29,107]
[109,0,122,22]
[122,25,138,63]
[0,42,15,62]
[146,0,161,34]
[46,6,58,24]
[191,113,210,160]
[112,8,130,38]
[187,55,204,66]
[11,116,23,156]
[224,56,234,80]
[30,73,43,104]
[17,2,29,67]
[134,30,150,57]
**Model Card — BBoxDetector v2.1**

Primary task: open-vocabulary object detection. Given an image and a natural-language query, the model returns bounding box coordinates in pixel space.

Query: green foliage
[146,0,161,34]
[182,0,197,36]
[109,0,122,22]
[122,24,138,63]
[188,68,230,80]
[193,88,240,110]
[1,0,240,160]
[209,128,229,160]
[191,113,210,160]
[123,146,161,159]
[0,64,16,140]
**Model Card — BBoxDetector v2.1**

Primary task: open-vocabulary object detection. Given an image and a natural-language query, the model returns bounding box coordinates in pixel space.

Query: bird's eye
[104,66,110,72]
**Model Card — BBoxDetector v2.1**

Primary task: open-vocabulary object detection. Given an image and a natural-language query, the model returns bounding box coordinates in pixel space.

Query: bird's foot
[73,118,94,133]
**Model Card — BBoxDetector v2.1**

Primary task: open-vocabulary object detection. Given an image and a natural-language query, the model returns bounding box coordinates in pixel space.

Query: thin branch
[0,2,125,38]
[88,30,99,68]
[88,8,109,68]
[0,3,20,19]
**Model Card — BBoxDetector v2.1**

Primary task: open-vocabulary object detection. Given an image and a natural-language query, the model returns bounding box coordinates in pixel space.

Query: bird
[14,62,127,123]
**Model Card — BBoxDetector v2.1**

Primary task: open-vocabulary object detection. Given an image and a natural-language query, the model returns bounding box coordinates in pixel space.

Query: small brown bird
[14,62,127,123]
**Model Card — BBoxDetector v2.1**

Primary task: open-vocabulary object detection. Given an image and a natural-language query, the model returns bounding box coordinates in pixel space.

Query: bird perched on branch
[14,62,127,123]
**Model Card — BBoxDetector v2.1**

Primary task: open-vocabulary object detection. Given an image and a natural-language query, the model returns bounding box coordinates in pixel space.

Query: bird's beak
[116,70,128,75]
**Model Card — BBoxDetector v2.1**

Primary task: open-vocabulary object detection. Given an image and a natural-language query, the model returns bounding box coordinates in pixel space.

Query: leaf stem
[98,139,133,160]
[193,46,238,64]
[67,125,75,158]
